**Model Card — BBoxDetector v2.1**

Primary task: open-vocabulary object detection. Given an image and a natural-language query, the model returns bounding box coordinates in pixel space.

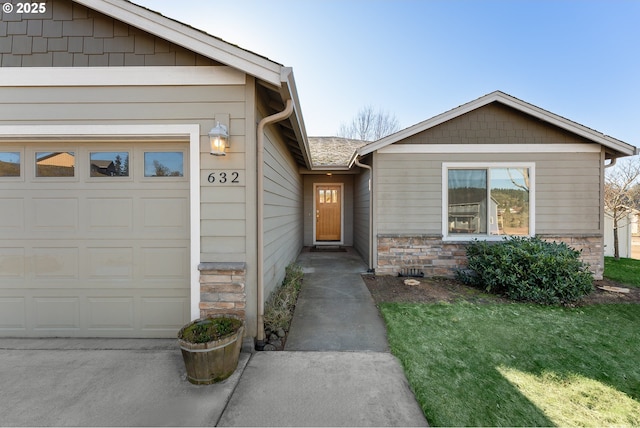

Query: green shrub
[179,317,243,344]
[457,237,593,305]
[263,263,304,332]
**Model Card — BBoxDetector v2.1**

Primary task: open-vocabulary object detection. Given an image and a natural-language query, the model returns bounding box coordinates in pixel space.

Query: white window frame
[442,162,535,241]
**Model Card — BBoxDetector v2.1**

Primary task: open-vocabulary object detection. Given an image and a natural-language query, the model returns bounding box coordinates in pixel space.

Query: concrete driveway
[1,248,428,427]
[0,338,248,427]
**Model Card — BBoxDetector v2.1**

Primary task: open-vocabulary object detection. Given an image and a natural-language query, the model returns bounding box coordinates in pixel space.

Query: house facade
[0,0,311,342]
[353,92,638,280]
[0,1,637,344]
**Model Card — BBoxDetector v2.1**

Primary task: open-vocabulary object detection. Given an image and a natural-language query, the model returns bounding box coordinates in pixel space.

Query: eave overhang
[358,91,638,159]
[71,0,312,168]
[74,0,283,86]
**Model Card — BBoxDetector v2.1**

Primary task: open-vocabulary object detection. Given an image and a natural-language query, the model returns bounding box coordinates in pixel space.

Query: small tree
[604,157,640,259]
[338,105,400,141]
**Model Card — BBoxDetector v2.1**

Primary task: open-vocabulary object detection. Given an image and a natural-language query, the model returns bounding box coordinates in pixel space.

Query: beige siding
[303,175,354,246]
[375,151,603,235]
[0,0,219,67]
[0,83,248,264]
[353,165,371,265]
[262,129,303,299]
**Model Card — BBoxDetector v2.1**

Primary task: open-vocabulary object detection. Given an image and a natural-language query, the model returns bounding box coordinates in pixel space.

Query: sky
[132,0,639,148]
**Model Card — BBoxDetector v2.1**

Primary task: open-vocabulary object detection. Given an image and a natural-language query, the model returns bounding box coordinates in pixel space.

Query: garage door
[0,142,190,338]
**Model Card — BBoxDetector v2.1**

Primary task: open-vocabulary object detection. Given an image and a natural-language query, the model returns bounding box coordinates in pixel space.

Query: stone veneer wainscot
[376,234,604,280]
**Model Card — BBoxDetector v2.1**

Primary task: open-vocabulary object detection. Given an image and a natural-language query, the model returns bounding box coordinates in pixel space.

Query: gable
[402,102,592,146]
[358,91,637,159]
[0,0,220,67]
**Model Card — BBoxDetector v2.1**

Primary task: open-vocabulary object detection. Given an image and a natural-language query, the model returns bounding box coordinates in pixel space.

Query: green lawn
[604,257,640,287]
[381,302,640,427]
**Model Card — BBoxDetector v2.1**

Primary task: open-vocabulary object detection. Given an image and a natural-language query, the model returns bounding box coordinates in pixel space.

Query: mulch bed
[362,274,640,305]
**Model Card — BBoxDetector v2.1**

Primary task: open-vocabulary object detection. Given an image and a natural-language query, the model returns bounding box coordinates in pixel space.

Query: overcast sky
[133,0,639,148]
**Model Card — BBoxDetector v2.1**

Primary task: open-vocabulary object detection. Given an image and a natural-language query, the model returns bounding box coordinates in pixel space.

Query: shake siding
[402,103,589,146]
[353,167,370,264]
[262,130,303,298]
[0,0,219,67]
[375,151,602,235]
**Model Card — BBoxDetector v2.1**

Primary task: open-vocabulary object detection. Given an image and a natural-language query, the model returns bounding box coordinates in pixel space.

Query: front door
[315,184,342,241]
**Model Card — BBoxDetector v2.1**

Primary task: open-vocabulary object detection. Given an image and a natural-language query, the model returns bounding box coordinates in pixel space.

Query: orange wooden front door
[316,185,341,241]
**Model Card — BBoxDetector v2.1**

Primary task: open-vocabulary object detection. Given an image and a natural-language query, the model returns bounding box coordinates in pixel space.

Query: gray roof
[308,137,369,167]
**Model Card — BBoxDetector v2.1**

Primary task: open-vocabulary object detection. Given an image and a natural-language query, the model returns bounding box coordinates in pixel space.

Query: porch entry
[315,184,342,242]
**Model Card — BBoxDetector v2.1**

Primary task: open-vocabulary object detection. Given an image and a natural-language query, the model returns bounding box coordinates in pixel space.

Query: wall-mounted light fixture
[208,121,229,156]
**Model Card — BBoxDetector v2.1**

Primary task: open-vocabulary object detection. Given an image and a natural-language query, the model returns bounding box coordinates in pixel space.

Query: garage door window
[90,152,129,177]
[0,152,20,177]
[36,152,75,177]
[144,152,183,177]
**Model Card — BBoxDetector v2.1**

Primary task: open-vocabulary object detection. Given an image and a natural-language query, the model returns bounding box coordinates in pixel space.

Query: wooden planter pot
[177,319,244,385]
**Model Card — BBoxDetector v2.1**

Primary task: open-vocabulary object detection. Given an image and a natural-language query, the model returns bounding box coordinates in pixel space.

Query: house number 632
[207,171,240,184]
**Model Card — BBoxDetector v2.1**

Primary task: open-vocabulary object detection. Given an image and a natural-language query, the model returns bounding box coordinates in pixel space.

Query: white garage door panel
[0,198,24,230]
[87,247,134,279]
[33,198,79,231]
[0,297,26,330]
[33,247,79,279]
[34,297,80,330]
[87,198,134,231]
[88,297,135,330]
[0,248,25,278]
[0,142,190,338]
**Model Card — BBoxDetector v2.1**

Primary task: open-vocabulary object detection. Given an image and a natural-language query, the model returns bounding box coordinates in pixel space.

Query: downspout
[604,158,617,168]
[354,156,374,271]
[255,98,294,350]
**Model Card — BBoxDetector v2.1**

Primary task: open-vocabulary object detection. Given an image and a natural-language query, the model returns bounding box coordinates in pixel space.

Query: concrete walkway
[218,248,428,426]
[0,248,427,427]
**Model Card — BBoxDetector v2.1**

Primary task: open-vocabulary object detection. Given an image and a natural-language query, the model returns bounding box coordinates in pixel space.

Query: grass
[604,256,640,287]
[380,302,640,426]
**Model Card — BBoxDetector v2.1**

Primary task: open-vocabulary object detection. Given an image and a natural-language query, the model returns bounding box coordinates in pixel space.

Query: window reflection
[144,152,183,177]
[36,152,75,177]
[0,152,20,177]
[90,152,129,177]
[447,168,530,236]
[448,169,487,234]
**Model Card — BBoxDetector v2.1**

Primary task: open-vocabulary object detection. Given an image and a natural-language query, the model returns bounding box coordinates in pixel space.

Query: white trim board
[379,143,602,154]
[0,66,245,87]
[0,123,202,320]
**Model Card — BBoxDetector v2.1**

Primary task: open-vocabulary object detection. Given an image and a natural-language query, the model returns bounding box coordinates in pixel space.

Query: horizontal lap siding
[376,154,442,234]
[0,84,249,262]
[354,167,370,264]
[263,131,303,298]
[375,151,602,235]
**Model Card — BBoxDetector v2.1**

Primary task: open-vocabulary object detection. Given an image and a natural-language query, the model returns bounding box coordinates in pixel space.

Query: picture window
[445,164,533,239]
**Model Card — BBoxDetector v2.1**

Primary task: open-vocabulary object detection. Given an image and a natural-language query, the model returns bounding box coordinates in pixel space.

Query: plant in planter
[177,315,244,385]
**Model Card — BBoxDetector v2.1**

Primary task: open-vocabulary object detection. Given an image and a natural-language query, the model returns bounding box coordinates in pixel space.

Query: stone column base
[198,262,246,320]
